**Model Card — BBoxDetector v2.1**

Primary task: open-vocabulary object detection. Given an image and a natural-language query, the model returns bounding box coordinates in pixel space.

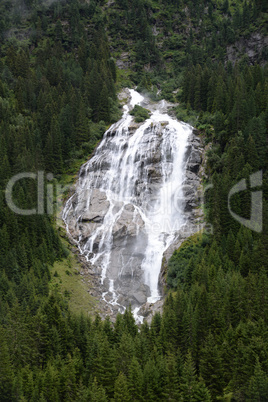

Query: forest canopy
[0,0,267,400]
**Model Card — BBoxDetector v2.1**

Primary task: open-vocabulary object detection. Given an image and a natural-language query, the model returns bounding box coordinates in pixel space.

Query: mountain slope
[0,0,267,400]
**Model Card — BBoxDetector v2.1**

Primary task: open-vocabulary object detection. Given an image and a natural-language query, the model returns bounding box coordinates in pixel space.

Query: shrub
[130,104,150,122]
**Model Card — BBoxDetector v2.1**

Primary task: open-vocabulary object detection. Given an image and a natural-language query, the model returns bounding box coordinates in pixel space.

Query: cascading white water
[63,89,192,316]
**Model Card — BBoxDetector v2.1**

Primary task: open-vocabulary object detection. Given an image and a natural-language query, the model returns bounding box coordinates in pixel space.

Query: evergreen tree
[113,372,131,402]
[75,100,89,145]
[128,357,144,401]
[95,337,116,398]
[180,352,211,401]
[199,332,225,398]
[165,352,180,401]
[98,84,110,122]
[0,331,13,402]
[116,332,135,376]
[42,363,60,402]
[246,358,268,401]
[90,378,107,402]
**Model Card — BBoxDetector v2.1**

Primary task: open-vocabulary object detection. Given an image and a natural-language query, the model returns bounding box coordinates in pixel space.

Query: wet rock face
[66,189,110,241]
[158,130,205,295]
[182,132,203,211]
[63,89,203,321]
[82,190,110,223]
[64,113,178,313]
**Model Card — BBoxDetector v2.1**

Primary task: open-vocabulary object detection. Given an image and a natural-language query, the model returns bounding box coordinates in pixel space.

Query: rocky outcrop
[157,129,204,297]
[132,129,205,322]
[138,299,165,325]
[226,33,268,66]
[66,189,110,245]
[115,52,131,69]
[63,89,205,323]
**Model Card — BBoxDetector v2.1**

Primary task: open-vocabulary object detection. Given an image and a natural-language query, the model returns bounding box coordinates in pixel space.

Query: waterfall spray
[63,89,192,318]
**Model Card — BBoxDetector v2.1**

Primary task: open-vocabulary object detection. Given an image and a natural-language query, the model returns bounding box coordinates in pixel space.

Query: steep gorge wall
[63,90,205,321]
[140,129,205,323]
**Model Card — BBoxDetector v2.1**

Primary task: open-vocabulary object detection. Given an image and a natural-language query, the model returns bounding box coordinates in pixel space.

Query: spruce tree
[165,352,180,401]
[90,378,107,402]
[113,372,131,402]
[75,100,89,146]
[246,359,268,400]
[180,352,211,401]
[98,84,110,123]
[0,331,13,402]
[95,337,116,398]
[116,332,135,376]
[199,332,225,398]
[128,357,144,401]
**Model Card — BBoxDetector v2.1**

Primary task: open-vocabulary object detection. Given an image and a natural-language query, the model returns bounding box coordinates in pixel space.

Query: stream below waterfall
[63,89,193,321]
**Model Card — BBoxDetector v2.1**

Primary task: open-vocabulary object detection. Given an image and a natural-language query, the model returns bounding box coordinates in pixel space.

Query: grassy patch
[50,236,99,316]
[116,67,134,89]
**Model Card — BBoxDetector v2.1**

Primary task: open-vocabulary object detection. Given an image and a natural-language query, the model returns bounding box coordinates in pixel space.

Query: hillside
[0,0,267,400]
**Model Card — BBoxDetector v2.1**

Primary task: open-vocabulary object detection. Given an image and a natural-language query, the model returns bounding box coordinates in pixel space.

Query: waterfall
[63,89,192,317]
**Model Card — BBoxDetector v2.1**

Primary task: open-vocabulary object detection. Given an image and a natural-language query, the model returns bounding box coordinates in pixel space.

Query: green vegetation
[106,0,268,91]
[167,233,210,288]
[0,0,267,400]
[50,236,99,316]
[130,104,150,122]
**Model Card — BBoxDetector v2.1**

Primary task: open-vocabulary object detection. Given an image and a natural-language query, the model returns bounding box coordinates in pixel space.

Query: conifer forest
[0,0,267,400]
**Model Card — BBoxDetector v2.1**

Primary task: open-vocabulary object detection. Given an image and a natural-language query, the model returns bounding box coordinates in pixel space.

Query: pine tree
[16,49,30,79]
[12,371,24,401]
[61,354,78,401]
[20,367,34,401]
[87,63,101,122]
[165,352,180,401]
[150,312,162,348]
[108,58,117,82]
[75,101,89,145]
[245,135,259,170]
[128,357,143,401]
[180,352,211,401]
[78,39,88,73]
[0,330,13,402]
[42,362,60,402]
[199,332,225,398]
[6,46,17,76]
[116,332,135,376]
[98,84,110,122]
[0,224,9,265]
[90,378,107,402]
[123,306,138,338]
[113,372,131,402]
[226,230,236,262]
[94,337,116,398]
[160,297,179,351]
[194,71,201,111]
[102,316,114,344]
[54,20,63,42]
[143,358,161,401]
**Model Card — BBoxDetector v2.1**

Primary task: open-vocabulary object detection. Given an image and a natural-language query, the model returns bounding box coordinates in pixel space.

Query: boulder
[82,189,110,223]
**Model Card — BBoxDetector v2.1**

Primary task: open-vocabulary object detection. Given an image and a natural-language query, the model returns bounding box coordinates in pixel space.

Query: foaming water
[63,89,191,317]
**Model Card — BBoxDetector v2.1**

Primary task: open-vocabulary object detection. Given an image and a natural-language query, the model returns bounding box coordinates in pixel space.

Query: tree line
[0,0,267,400]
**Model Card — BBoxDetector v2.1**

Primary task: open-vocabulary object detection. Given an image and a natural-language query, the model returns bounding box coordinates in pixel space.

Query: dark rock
[226,33,268,66]
[159,128,205,293]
